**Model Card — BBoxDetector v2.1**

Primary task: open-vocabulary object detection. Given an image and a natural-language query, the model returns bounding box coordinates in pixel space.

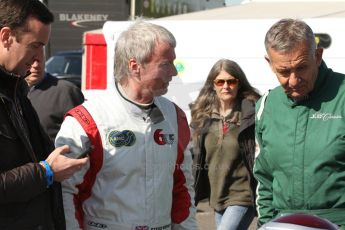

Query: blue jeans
[215,205,255,230]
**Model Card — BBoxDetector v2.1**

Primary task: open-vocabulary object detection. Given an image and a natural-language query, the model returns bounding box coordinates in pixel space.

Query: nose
[171,64,178,78]
[288,72,301,87]
[222,81,230,88]
[31,59,40,68]
[33,47,44,62]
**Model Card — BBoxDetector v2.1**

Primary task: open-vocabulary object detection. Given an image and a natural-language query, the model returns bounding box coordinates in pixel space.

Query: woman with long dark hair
[191,59,260,229]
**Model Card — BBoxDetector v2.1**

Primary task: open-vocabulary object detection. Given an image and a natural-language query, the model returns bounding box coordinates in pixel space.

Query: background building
[43,0,130,57]
[43,0,235,57]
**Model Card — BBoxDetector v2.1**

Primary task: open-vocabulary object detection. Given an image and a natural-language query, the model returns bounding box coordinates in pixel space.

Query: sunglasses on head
[213,78,239,87]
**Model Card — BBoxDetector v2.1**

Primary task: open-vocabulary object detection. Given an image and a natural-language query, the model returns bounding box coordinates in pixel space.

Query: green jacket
[254,61,345,226]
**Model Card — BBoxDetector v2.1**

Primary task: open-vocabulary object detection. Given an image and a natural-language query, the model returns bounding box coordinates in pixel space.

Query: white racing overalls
[55,89,197,230]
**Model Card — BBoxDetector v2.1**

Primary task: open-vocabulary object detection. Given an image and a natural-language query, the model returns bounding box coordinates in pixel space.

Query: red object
[83,32,107,90]
[273,213,338,229]
[223,121,229,135]
[65,105,104,228]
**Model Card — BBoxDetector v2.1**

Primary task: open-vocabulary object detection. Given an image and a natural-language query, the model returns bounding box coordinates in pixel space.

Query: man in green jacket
[254,18,345,227]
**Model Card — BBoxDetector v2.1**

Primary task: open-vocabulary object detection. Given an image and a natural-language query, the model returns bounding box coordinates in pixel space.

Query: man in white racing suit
[55,20,198,230]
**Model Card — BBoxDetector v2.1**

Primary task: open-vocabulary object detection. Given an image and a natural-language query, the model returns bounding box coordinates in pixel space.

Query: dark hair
[0,0,54,30]
[190,59,260,131]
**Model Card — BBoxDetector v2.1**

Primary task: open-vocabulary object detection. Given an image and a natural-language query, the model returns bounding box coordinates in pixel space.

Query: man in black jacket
[0,0,88,229]
[26,51,84,143]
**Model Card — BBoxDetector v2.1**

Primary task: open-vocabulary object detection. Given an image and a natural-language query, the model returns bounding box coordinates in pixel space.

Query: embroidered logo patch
[310,112,342,121]
[108,130,136,147]
[153,129,175,145]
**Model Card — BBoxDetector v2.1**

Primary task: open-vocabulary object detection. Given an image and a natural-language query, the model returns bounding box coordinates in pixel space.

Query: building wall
[47,0,129,57]
[136,0,229,18]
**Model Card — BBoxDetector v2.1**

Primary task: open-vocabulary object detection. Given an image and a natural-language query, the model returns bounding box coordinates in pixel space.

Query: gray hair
[114,20,176,82]
[264,18,316,54]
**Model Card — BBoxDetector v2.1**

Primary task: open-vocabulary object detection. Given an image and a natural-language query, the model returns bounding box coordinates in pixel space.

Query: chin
[221,95,234,101]
[160,89,168,96]
[153,88,168,97]
[290,92,309,101]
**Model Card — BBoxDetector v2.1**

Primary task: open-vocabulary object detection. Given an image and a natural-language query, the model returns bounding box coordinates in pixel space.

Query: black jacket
[27,73,84,143]
[192,98,257,210]
[0,67,65,230]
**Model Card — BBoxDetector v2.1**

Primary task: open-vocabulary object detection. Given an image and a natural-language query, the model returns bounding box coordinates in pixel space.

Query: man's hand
[43,145,89,182]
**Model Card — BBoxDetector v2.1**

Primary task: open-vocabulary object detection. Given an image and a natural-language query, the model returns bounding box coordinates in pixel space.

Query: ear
[315,47,323,66]
[128,58,140,74]
[264,54,275,72]
[264,54,271,65]
[0,27,13,48]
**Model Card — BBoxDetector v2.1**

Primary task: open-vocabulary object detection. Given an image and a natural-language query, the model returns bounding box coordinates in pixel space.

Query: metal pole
[130,0,136,20]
